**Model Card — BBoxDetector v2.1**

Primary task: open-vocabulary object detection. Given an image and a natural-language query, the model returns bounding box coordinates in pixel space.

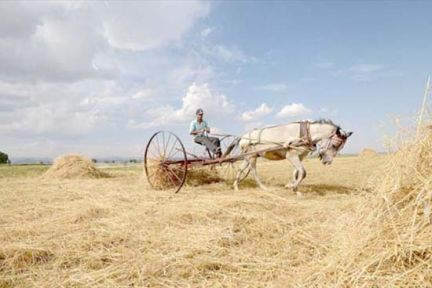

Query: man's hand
[191,129,205,135]
[190,128,210,136]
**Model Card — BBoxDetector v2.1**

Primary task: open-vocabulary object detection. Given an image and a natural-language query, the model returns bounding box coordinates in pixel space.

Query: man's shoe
[216,150,222,158]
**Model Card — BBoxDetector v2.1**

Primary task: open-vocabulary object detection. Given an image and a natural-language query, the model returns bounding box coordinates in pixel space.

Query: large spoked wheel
[217,135,250,182]
[144,131,188,194]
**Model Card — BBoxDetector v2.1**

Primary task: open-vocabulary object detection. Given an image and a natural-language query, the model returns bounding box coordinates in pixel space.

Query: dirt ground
[0,156,386,287]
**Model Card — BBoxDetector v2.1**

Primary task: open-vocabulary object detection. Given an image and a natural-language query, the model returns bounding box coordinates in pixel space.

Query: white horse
[233,120,353,192]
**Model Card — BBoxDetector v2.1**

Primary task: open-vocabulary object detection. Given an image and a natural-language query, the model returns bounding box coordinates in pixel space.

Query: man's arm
[204,121,210,134]
[189,121,204,136]
[189,121,197,135]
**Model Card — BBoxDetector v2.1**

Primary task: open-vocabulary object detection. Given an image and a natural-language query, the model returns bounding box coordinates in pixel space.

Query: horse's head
[318,127,353,165]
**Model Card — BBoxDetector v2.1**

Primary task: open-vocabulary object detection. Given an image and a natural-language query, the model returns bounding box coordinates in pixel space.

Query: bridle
[317,130,348,158]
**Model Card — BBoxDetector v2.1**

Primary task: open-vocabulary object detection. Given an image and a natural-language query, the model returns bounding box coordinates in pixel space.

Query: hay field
[0,153,429,287]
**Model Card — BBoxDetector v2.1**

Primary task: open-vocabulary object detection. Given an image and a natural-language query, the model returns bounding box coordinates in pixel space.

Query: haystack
[43,155,110,179]
[300,127,432,286]
[358,147,378,158]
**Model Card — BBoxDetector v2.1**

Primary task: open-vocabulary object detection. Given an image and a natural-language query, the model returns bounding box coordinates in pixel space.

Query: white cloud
[175,83,231,120]
[241,103,272,122]
[0,2,117,82]
[0,79,129,138]
[276,103,312,118]
[0,102,102,138]
[129,83,232,129]
[349,64,383,73]
[0,1,212,157]
[257,83,288,93]
[98,1,209,51]
[0,1,209,82]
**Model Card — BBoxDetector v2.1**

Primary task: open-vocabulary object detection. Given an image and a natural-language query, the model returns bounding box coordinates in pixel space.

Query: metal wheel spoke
[162,132,166,153]
[148,149,160,160]
[155,135,162,158]
[165,133,172,156]
[167,139,179,159]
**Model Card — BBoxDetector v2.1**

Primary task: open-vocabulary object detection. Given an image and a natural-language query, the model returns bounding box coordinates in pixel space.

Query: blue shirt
[189,120,209,137]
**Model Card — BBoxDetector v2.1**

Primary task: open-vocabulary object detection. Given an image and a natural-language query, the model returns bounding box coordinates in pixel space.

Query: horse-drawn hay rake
[144,131,251,193]
[144,131,293,193]
[144,122,352,193]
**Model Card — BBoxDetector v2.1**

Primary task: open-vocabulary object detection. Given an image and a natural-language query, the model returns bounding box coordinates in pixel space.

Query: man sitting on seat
[189,108,222,158]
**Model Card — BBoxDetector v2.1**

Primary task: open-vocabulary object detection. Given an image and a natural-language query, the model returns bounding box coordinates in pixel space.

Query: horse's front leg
[285,169,299,189]
[286,154,306,193]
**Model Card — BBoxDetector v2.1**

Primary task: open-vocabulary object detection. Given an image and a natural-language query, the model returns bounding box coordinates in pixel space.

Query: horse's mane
[310,119,340,129]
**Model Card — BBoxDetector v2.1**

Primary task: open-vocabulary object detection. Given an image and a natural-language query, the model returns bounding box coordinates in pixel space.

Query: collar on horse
[248,121,317,151]
[299,121,312,146]
[295,121,316,151]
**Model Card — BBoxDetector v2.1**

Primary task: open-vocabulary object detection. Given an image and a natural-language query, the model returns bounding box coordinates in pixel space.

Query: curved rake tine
[165,165,183,184]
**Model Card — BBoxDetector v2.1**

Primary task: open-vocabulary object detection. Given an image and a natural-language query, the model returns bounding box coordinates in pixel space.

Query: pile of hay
[296,127,432,286]
[147,158,222,191]
[358,147,378,158]
[43,155,110,179]
[186,168,222,186]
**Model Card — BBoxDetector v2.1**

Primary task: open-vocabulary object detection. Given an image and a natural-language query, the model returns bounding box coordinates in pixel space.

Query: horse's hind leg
[233,159,250,191]
[249,157,268,191]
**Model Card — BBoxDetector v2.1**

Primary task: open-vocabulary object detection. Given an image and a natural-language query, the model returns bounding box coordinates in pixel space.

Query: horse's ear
[346,131,353,137]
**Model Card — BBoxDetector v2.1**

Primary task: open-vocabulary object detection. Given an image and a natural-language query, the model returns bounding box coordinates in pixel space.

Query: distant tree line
[0,151,9,164]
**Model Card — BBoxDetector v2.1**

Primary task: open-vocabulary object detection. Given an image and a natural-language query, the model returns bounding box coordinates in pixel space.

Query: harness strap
[299,121,311,144]
[295,121,315,151]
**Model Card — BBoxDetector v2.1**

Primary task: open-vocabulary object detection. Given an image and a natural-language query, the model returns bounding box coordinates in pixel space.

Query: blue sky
[1,1,431,159]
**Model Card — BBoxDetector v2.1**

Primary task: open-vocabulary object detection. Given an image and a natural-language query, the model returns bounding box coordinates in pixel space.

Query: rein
[318,131,347,156]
